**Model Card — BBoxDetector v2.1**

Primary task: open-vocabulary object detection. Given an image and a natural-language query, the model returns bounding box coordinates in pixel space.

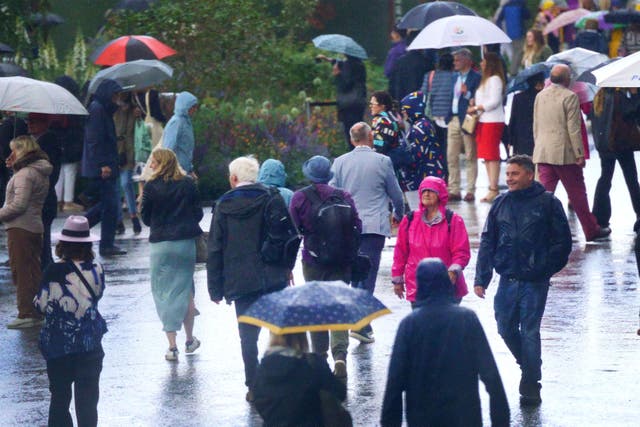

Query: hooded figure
[399,92,445,191]
[81,78,122,178]
[163,91,198,174]
[257,159,294,207]
[392,176,470,302]
[382,258,510,427]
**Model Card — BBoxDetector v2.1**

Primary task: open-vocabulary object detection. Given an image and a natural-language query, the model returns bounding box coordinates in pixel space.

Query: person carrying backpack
[391,176,470,306]
[289,155,362,380]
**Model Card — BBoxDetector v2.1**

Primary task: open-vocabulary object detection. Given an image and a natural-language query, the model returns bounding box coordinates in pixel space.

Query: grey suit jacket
[330,146,404,236]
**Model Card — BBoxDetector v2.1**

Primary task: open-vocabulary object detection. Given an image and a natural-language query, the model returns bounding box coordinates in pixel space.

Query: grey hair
[349,122,372,143]
[452,48,472,59]
[228,155,259,183]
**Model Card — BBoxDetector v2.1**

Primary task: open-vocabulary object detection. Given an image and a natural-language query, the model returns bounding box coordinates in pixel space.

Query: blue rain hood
[401,91,426,123]
[258,159,287,187]
[173,91,198,116]
[162,91,198,173]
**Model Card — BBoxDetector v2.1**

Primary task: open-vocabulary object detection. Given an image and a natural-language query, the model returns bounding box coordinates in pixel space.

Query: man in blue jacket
[446,48,481,202]
[474,154,572,405]
[495,0,530,76]
[82,79,126,256]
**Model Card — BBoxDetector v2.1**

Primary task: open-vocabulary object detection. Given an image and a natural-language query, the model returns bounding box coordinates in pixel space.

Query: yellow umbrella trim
[237,308,392,335]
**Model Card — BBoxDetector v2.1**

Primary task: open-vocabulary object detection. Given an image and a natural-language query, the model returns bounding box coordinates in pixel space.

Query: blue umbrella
[312,34,367,60]
[237,281,390,334]
[507,62,554,93]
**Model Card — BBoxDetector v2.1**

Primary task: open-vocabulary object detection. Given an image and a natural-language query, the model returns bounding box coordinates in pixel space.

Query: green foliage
[104,0,318,103]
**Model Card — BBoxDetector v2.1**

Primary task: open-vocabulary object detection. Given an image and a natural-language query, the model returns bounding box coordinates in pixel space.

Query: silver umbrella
[0,76,88,115]
[312,34,367,60]
[88,59,173,94]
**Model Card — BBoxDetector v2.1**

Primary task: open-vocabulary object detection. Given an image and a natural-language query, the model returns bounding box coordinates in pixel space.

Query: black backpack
[301,185,359,266]
[260,188,301,270]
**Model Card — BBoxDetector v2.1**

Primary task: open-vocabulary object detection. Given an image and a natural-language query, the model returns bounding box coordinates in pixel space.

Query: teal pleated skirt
[150,238,196,332]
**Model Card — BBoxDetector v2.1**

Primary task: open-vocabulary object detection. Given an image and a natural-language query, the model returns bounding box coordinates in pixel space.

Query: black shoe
[100,246,127,256]
[634,218,640,233]
[132,217,142,235]
[519,380,542,406]
[116,221,125,235]
[587,226,611,242]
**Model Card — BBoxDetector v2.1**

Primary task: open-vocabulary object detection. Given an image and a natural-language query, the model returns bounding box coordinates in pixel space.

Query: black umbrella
[0,43,14,54]
[114,0,157,12]
[0,63,29,77]
[604,10,640,24]
[576,57,621,84]
[507,62,553,93]
[29,13,65,27]
[397,1,477,30]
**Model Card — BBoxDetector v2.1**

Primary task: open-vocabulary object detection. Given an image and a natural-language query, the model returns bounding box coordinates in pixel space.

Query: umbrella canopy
[543,8,590,34]
[0,76,88,115]
[0,43,14,54]
[592,50,640,87]
[237,281,391,334]
[312,34,367,59]
[29,13,65,27]
[546,47,609,78]
[90,35,177,66]
[408,15,511,50]
[507,62,554,93]
[604,10,640,24]
[114,0,157,11]
[576,11,625,31]
[0,63,29,78]
[88,59,172,94]
[397,1,477,30]
[576,57,620,84]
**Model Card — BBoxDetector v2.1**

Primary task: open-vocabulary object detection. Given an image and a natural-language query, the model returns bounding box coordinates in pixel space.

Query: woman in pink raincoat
[391,176,470,305]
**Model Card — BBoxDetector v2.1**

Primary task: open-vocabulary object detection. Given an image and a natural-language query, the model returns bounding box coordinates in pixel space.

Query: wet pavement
[1,151,639,426]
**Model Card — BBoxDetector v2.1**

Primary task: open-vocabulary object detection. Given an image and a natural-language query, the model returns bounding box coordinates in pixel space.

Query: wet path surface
[1,152,639,426]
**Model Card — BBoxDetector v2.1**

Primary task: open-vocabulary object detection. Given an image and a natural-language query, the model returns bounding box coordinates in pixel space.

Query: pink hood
[418,176,448,217]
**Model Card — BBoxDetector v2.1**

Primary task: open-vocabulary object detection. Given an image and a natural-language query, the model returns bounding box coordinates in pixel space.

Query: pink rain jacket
[391,176,470,302]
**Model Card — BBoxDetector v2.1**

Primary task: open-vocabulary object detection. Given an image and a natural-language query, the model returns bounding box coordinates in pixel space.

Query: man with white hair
[207,156,293,402]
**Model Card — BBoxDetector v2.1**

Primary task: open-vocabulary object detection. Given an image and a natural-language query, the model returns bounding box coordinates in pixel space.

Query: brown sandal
[481,188,500,203]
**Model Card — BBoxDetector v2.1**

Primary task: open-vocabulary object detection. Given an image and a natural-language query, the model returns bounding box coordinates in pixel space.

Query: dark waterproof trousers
[592,152,640,229]
[494,277,549,385]
[85,177,118,249]
[46,347,104,427]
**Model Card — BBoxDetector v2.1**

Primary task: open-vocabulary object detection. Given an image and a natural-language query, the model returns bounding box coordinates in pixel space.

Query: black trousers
[592,152,640,228]
[46,347,104,427]
[234,294,262,389]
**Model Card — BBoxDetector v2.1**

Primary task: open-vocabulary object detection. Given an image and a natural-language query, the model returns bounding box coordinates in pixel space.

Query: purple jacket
[289,183,362,264]
[384,40,407,78]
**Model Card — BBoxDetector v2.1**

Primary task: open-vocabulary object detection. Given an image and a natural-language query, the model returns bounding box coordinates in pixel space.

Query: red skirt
[476,122,504,161]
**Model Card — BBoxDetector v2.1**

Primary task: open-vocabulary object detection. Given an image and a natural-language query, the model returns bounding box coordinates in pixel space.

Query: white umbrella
[88,59,173,94]
[408,15,511,50]
[0,76,88,115]
[591,50,640,87]
[545,47,609,78]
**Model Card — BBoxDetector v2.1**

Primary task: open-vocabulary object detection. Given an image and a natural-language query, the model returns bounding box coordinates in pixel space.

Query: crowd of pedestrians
[3,1,640,426]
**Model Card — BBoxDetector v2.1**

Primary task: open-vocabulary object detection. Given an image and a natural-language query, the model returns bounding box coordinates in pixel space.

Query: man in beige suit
[532,64,610,241]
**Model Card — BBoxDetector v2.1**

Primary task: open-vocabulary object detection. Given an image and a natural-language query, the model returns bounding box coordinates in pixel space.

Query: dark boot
[132,217,142,235]
[519,380,542,406]
[116,221,125,235]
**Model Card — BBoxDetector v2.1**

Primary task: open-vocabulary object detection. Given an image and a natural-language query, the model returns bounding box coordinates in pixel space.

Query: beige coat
[532,84,584,165]
[0,151,52,233]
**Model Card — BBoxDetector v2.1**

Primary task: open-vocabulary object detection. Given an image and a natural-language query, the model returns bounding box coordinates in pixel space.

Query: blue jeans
[494,277,549,384]
[352,234,386,335]
[85,177,119,249]
[119,169,137,217]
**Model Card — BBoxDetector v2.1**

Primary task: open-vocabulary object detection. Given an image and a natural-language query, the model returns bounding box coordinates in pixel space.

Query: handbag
[195,233,208,264]
[461,112,479,135]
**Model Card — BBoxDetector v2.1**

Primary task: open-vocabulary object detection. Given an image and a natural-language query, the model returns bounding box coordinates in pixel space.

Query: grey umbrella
[0,43,14,54]
[312,34,367,60]
[29,13,65,27]
[0,63,28,77]
[88,59,173,94]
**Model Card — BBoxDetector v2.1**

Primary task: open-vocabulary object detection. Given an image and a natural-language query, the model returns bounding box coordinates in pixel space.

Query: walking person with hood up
[81,78,126,256]
[258,158,294,207]
[381,258,509,427]
[391,176,470,306]
[162,91,198,178]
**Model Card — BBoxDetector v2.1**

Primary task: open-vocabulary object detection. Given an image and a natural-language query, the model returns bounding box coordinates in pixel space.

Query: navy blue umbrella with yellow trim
[238,281,390,335]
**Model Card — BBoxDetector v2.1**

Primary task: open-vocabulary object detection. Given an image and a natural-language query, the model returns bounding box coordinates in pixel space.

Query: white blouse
[474,75,505,123]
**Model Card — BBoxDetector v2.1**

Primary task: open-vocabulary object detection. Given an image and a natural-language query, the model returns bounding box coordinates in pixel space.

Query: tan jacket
[532,84,584,165]
[0,151,52,233]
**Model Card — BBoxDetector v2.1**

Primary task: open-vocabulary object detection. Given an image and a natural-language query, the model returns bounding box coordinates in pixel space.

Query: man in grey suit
[331,122,404,343]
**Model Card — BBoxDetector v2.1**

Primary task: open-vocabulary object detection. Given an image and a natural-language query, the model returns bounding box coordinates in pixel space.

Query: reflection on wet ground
[0,153,639,426]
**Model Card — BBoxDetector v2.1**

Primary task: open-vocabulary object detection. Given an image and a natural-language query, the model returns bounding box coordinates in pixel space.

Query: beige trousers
[447,116,478,195]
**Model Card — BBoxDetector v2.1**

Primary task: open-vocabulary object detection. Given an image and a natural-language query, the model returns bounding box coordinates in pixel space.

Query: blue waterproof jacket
[475,181,572,287]
[258,159,294,207]
[163,91,198,173]
[81,79,122,178]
